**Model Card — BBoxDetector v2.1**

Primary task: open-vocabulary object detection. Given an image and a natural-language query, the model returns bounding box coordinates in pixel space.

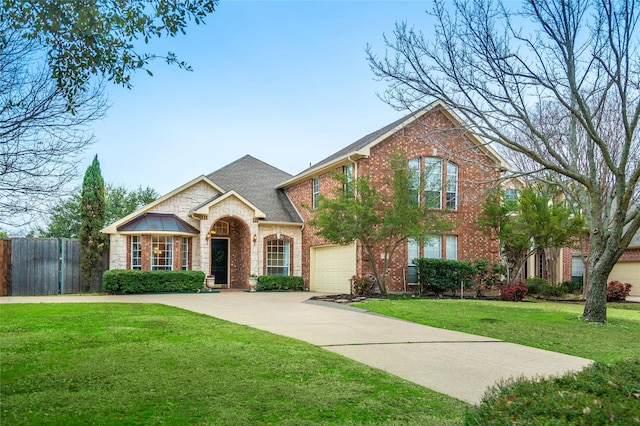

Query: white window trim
[266,239,290,276]
[152,236,173,271]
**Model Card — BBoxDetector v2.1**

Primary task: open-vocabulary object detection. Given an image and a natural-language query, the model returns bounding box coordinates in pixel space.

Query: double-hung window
[131,236,142,270]
[446,162,458,209]
[424,157,442,209]
[181,237,190,270]
[312,177,320,209]
[407,238,420,283]
[344,164,354,195]
[152,236,173,270]
[445,235,458,260]
[571,256,584,282]
[266,239,290,276]
[408,158,421,206]
[423,234,442,259]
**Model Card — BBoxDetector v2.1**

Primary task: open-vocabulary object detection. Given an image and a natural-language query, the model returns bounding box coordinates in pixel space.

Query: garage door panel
[312,244,355,294]
[608,262,640,297]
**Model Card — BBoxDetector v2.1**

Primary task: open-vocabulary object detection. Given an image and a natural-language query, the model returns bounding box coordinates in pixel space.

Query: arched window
[212,220,229,235]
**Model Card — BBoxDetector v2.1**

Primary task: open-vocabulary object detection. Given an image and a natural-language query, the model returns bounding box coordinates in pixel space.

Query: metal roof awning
[116,212,200,235]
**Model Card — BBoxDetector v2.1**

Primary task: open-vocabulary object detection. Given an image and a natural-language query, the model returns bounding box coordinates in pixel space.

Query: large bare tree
[368,0,639,322]
[1,1,217,228]
[0,24,106,227]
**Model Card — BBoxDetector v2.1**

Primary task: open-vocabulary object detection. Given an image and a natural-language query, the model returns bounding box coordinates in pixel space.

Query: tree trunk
[583,261,610,323]
[582,233,617,323]
[543,247,560,285]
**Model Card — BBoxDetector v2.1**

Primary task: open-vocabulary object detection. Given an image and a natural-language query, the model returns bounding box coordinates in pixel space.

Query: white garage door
[608,262,640,297]
[311,244,356,294]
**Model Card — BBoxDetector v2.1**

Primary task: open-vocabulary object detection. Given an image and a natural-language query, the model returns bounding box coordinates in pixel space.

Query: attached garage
[310,244,356,294]
[608,261,640,297]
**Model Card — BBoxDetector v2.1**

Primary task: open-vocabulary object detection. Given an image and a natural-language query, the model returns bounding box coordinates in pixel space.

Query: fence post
[60,238,65,295]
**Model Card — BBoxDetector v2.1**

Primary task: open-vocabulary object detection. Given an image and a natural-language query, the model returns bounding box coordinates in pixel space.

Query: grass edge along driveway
[351,298,640,363]
[1,303,466,426]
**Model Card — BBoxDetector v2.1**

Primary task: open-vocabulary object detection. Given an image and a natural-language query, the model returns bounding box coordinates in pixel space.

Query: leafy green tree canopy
[1,0,217,107]
[41,184,159,238]
[309,153,454,295]
[479,185,585,284]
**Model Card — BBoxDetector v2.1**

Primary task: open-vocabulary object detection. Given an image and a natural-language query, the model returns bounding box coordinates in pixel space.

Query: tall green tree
[309,153,454,295]
[479,186,585,285]
[79,155,105,291]
[367,0,639,322]
[40,184,159,238]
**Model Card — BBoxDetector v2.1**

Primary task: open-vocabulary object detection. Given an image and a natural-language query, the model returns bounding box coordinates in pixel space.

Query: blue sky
[85,1,437,196]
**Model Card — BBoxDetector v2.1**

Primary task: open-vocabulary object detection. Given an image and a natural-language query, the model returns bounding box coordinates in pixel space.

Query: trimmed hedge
[103,270,206,294]
[256,275,304,291]
[414,258,474,296]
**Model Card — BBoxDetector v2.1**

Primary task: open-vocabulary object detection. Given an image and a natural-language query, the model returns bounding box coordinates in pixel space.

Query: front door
[210,238,229,285]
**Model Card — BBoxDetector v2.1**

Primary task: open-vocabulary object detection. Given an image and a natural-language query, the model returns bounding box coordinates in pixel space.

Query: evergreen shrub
[103,270,205,294]
[414,258,474,296]
[256,275,304,291]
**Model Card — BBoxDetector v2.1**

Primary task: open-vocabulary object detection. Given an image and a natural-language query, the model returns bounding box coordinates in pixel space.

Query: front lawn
[351,298,640,425]
[352,298,640,363]
[0,303,466,425]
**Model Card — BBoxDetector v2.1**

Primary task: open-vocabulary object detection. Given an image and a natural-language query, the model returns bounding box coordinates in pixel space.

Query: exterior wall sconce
[205,230,216,241]
[252,234,257,243]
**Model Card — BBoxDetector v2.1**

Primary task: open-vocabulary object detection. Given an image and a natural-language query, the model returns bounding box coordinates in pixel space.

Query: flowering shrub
[498,281,528,301]
[351,276,373,296]
[606,280,632,301]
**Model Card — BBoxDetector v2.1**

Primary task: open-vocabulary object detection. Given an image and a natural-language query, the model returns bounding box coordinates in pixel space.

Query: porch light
[252,234,257,243]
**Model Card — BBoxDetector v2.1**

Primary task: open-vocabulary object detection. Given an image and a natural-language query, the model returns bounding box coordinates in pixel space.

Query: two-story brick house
[102,100,509,293]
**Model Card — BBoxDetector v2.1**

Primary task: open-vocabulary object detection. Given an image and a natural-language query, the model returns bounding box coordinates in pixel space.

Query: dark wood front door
[210,238,229,285]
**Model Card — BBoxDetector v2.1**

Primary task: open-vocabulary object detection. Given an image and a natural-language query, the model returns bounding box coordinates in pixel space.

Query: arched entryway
[209,217,251,289]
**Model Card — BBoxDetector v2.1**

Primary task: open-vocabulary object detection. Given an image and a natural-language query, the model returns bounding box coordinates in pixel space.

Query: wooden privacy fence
[0,238,107,296]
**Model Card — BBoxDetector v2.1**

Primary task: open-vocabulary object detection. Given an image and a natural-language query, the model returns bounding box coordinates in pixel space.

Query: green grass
[1,303,467,425]
[464,358,640,425]
[352,298,640,363]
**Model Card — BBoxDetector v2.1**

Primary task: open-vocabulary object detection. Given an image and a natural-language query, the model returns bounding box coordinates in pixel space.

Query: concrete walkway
[0,292,593,404]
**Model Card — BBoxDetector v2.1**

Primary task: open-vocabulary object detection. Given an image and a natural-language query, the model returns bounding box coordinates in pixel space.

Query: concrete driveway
[0,292,593,404]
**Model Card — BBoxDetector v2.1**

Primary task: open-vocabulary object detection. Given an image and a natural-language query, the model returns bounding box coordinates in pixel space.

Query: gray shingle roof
[206,155,302,223]
[294,110,417,176]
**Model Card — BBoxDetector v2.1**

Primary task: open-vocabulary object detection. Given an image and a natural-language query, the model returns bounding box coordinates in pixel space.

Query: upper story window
[408,158,421,206]
[446,163,458,210]
[344,164,354,195]
[409,157,459,210]
[131,236,142,270]
[424,157,443,209]
[152,236,173,271]
[505,188,519,201]
[312,177,320,209]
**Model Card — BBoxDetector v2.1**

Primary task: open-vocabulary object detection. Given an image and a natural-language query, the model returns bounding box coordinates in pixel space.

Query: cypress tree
[79,155,105,291]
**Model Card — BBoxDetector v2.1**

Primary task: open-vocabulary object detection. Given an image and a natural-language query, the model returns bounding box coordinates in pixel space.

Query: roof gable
[206,155,302,223]
[102,175,220,234]
[279,100,511,188]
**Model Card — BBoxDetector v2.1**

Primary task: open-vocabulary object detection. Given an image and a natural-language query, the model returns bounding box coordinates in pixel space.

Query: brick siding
[286,109,502,292]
